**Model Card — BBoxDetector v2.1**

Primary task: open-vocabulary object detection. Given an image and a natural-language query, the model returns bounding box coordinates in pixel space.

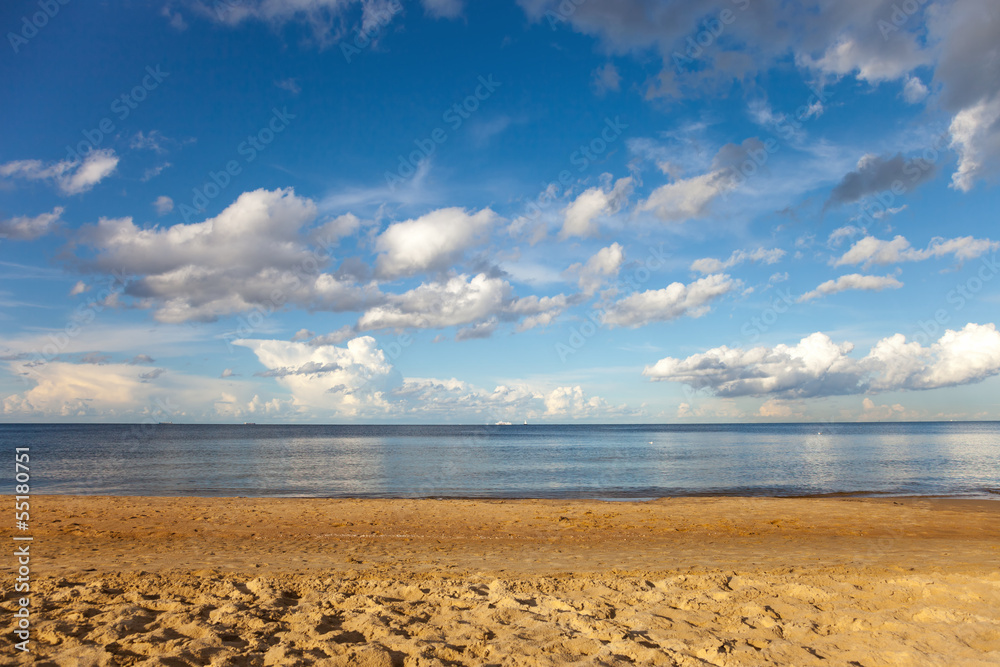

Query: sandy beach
[2,495,999,666]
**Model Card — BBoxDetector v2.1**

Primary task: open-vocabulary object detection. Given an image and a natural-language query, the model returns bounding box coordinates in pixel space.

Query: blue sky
[2,0,999,423]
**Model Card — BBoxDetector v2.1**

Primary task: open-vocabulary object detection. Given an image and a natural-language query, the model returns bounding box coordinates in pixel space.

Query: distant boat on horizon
[494,421,512,426]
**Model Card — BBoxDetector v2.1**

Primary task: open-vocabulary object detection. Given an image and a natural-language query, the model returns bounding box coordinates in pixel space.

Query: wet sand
[2,495,999,665]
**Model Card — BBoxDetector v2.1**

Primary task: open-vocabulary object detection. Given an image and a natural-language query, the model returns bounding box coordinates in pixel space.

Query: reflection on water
[3,422,999,498]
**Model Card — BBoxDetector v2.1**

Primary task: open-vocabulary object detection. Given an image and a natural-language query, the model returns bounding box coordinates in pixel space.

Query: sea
[4,422,999,499]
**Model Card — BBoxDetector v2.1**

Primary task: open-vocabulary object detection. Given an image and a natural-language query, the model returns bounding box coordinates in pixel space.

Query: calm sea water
[3,422,999,499]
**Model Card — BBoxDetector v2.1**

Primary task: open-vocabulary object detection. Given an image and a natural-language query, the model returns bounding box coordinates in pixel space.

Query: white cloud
[565,242,624,295]
[805,35,928,83]
[75,188,379,323]
[0,207,62,241]
[1,359,265,421]
[234,335,621,420]
[948,95,1000,192]
[311,212,362,246]
[601,273,739,328]
[0,150,118,195]
[356,272,569,335]
[234,336,399,416]
[69,281,88,296]
[903,75,929,103]
[358,273,506,331]
[644,323,1000,398]
[798,273,903,302]
[559,176,632,239]
[637,137,771,224]
[153,196,174,215]
[543,385,612,416]
[690,247,784,274]
[375,207,498,278]
[505,293,571,332]
[637,170,730,224]
[827,225,863,247]
[836,234,1000,267]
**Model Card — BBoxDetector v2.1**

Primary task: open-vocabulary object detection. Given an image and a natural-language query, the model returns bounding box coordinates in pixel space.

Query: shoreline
[3,495,999,665]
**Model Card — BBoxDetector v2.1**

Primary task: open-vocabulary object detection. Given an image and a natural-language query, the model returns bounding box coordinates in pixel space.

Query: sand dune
[2,496,999,666]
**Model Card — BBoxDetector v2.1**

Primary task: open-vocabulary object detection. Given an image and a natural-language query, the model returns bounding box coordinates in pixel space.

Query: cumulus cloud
[690,247,784,274]
[1,358,258,421]
[565,242,624,295]
[825,153,936,208]
[235,336,399,415]
[358,273,507,331]
[375,207,498,279]
[637,170,730,224]
[0,207,62,241]
[543,385,612,416]
[232,335,621,420]
[805,33,928,83]
[797,273,903,302]
[637,138,768,223]
[947,95,1000,192]
[927,0,1000,190]
[2,361,155,417]
[153,196,174,215]
[600,273,739,328]
[835,234,1000,267]
[357,273,569,335]
[74,188,378,323]
[643,323,1000,398]
[0,150,118,195]
[902,75,929,103]
[559,176,632,239]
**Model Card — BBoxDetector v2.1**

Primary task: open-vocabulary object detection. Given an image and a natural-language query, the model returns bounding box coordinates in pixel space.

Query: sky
[1,0,999,424]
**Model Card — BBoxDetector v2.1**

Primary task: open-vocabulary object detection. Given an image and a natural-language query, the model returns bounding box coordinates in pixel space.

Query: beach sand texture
[2,495,999,666]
